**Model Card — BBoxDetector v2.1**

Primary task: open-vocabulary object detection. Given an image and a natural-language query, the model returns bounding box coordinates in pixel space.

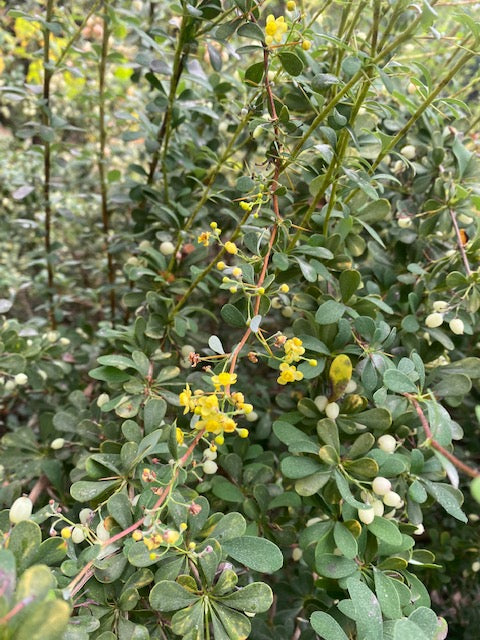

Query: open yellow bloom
[211,371,237,389]
[179,384,195,414]
[198,231,211,247]
[265,14,288,45]
[277,363,304,385]
[284,337,305,363]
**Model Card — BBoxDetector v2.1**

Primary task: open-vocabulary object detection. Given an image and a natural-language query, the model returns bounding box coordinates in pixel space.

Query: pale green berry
[9,496,33,524]
[433,300,449,313]
[245,410,258,422]
[314,395,328,412]
[425,312,443,328]
[372,476,392,496]
[97,393,110,408]
[449,318,464,335]
[377,434,396,453]
[357,508,374,525]
[79,508,93,525]
[14,373,28,385]
[160,241,175,256]
[401,144,416,159]
[181,345,195,357]
[203,460,218,474]
[71,527,85,544]
[50,438,65,450]
[325,402,340,420]
[383,490,402,508]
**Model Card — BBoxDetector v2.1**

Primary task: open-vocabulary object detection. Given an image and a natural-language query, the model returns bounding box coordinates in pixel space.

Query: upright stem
[147,13,189,193]
[98,5,116,324]
[43,0,55,328]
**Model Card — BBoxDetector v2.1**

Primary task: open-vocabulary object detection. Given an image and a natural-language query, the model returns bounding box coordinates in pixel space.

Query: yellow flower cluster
[265,14,288,46]
[284,337,305,363]
[178,375,252,442]
[277,362,304,385]
[143,528,181,551]
[197,231,211,247]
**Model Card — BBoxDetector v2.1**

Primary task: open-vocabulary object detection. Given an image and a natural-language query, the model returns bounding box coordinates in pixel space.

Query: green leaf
[310,612,349,640]
[221,304,246,328]
[222,536,283,573]
[15,563,54,602]
[217,582,273,613]
[408,607,446,638]
[279,51,304,76]
[346,577,383,640]
[107,493,132,529]
[149,580,200,611]
[312,73,341,90]
[334,522,358,559]
[244,61,264,85]
[339,270,361,303]
[8,521,41,572]
[207,512,246,542]
[373,568,402,619]
[383,369,418,394]
[295,471,331,496]
[211,603,251,640]
[393,619,429,640]
[452,136,473,178]
[367,517,403,546]
[143,397,167,433]
[238,21,264,41]
[316,554,358,579]
[211,477,244,503]
[70,479,121,503]
[423,480,467,522]
[315,300,346,325]
[15,600,71,640]
[334,470,369,510]
[281,456,325,478]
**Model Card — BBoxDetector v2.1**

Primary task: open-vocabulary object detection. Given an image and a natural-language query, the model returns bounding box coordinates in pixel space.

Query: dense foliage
[1,1,480,639]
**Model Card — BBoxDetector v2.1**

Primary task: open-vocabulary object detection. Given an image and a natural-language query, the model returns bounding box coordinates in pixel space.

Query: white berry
[425,312,443,328]
[71,527,85,544]
[358,508,375,525]
[203,460,218,475]
[9,497,33,524]
[50,438,65,450]
[372,477,392,496]
[325,402,340,420]
[314,395,328,412]
[433,300,449,313]
[383,491,402,508]
[160,241,175,256]
[449,318,464,335]
[377,434,396,453]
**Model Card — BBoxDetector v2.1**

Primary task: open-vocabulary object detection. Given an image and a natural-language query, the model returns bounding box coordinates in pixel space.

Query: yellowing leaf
[329,354,352,400]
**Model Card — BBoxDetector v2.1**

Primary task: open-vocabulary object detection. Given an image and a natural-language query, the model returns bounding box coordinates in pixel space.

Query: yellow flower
[284,337,305,363]
[198,231,211,247]
[176,427,185,445]
[240,201,253,211]
[225,241,238,255]
[231,392,245,406]
[143,533,163,550]
[132,530,143,541]
[287,1,296,10]
[179,384,194,414]
[232,267,242,278]
[265,14,288,45]
[238,428,249,438]
[163,530,181,545]
[211,371,237,389]
[277,363,304,385]
[195,394,219,417]
[279,284,290,293]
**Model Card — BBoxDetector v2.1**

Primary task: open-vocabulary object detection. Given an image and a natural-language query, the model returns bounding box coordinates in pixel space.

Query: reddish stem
[406,394,479,478]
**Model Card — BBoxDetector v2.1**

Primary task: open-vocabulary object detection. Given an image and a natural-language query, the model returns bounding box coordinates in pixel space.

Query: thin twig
[406,394,479,478]
[98,6,116,323]
[449,208,472,277]
[43,0,55,328]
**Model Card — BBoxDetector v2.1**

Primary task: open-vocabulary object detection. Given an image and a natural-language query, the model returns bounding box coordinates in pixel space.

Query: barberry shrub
[1,1,480,639]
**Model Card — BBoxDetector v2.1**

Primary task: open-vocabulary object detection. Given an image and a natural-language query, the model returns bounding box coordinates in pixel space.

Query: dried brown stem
[449,208,472,277]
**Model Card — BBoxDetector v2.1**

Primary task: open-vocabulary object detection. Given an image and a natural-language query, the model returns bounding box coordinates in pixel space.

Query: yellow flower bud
[132,530,143,541]
[279,284,289,293]
[61,527,72,539]
[217,261,226,270]
[302,39,312,51]
[225,241,238,255]
[238,428,249,438]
